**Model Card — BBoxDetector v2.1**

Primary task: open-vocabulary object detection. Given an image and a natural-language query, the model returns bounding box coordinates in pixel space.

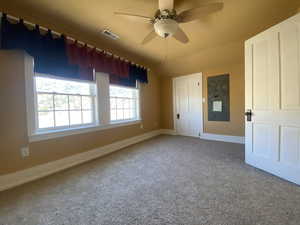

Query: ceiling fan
[114,0,224,45]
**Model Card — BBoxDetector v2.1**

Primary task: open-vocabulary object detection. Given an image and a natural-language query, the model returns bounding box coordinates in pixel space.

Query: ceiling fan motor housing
[154,18,178,38]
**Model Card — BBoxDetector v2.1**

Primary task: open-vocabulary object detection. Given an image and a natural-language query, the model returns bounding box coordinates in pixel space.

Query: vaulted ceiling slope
[1,0,299,76]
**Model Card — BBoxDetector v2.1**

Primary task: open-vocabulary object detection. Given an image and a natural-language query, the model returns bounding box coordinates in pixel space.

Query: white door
[173,73,203,137]
[245,13,300,185]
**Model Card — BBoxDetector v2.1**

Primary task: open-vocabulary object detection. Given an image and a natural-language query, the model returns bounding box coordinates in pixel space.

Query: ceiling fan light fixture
[115,0,224,44]
[154,19,178,38]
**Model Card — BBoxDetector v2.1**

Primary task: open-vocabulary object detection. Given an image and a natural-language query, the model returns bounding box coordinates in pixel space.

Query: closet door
[173,73,203,137]
[245,13,300,185]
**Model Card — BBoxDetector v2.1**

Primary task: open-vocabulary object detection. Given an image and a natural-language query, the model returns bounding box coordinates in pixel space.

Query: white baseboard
[161,129,244,144]
[160,129,177,135]
[0,130,162,192]
[200,133,245,144]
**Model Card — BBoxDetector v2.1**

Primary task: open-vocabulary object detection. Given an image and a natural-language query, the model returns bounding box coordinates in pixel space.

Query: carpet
[0,135,299,225]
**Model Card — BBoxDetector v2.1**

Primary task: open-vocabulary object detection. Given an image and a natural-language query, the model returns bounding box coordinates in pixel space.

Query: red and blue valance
[0,14,148,87]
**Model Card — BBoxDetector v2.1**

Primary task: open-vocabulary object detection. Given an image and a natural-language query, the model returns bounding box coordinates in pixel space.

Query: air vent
[102,29,119,40]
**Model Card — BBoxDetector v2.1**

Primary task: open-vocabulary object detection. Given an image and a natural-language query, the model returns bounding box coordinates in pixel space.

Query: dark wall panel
[207,74,230,121]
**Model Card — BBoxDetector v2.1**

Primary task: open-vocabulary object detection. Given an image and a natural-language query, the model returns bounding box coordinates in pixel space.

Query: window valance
[0,14,148,86]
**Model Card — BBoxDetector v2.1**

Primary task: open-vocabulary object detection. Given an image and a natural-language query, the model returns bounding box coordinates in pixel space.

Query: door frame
[172,73,204,137]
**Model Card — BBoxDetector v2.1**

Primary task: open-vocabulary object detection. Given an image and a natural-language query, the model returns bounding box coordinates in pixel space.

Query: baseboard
[200,133,245,144]
[161,130,244,144]
[160,129,177,135]
[0,129,162,192]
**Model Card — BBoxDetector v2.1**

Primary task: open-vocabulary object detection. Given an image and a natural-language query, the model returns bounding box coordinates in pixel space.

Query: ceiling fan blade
[177,2,224,23]
[173,27,189,44]
[114,12,153,23]
[159,0,174,11]
[141,30,157,45]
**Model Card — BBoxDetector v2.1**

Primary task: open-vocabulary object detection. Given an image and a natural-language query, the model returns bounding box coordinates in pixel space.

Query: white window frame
[24,55,141,143]
[109,84,140,123]
[34,74,97,132]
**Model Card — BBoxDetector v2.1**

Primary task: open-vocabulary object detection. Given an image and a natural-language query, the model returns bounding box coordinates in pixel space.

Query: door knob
[245,109,253,121]
[176,113,180,119]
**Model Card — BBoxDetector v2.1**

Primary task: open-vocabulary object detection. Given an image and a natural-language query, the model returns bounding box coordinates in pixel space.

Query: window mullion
[80,96,83,124]
[89,82,96,124]
[67,95,71,127]
[53,94,56,127]
[91,96,96,124]
[115,97,117,120]
[122,98,125,120]
[135,96,137,119]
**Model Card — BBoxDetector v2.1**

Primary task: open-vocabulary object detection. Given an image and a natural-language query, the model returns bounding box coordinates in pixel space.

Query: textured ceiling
[1,0,299,75]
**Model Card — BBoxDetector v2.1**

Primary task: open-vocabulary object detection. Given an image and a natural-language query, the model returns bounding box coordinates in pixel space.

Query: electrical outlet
[202,98,206,103]
[21,146,30,157]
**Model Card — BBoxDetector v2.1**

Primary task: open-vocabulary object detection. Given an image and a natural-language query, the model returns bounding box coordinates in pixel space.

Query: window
[110,85,139,122]
[34,75,96,131]
[25,69,141,141]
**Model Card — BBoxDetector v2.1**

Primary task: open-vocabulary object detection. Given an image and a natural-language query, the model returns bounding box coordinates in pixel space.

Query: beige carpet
[0,135,299,225]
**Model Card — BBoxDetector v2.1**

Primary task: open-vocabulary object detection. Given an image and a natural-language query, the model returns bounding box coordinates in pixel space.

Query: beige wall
[159,40,245,134]
[0,50,161,175]
[0,50,245,176]
[160,63,245,136]
[202,63,245,136]
[160,76,173,129]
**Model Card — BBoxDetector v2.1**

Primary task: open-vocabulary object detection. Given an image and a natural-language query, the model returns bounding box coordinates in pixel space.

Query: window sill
[29,120,142,143]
